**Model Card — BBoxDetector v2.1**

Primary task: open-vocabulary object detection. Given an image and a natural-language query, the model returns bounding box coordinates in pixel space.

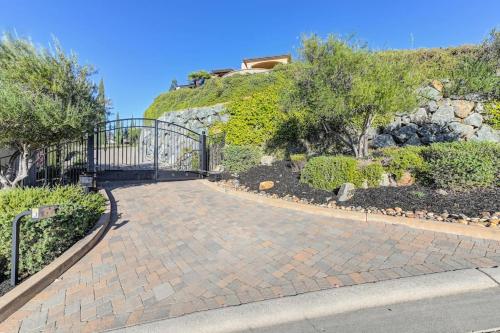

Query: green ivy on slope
[144,68,287,119]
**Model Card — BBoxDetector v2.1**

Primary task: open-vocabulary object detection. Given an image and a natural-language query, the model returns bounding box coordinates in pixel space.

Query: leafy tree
[449,29,500,98]
[97,78,110,122]
[188,70,211,82]
[114,113,122,144]
[0,35,103,188]
[283,35,418,158]
[169,79,178,91]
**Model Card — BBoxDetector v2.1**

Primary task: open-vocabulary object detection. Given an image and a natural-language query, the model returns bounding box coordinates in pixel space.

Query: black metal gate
[93,118,208,182]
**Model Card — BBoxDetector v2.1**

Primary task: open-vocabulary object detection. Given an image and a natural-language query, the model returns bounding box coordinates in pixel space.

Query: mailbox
[31,205,58,220]
[79,175,94,188]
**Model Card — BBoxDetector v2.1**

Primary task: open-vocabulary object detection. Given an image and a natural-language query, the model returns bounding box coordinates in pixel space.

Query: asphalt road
[250,287,500,333]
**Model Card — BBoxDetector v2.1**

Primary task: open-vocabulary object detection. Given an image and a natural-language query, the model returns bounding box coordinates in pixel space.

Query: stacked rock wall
[371,84,499,148]
[158,103,228,134]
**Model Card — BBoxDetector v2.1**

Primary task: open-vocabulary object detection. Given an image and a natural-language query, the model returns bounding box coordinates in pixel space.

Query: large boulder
[393,124,418,143]
[385,117,401,133]
[471,125,500,142]
[337,183,356,202]
[430,80,444,92]
[463,113,483,128]
[409,108,428,124]
[260,155,276,166]
[418,123,442,144]
[452,100,475,119]
[397,171,415,186]
[448,122,475,139]
[403,134,422,146]
[431,105,455,126]
[417,86,442,101]
[427,100,439,113]
[371,134,396,148]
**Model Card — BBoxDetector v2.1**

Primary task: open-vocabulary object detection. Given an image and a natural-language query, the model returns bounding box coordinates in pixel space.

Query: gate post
[199,131,208,176]
[87,133,95,174]
[154,120,159,180]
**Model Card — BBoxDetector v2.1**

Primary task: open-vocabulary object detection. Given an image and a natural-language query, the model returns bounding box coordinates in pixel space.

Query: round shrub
[484,100,500,130]
[300,155,362,191]
[0,186,106,279]
[222,145,262,173]
[378,146,425,180]
[360,161,384,187]
[422,141,500,189]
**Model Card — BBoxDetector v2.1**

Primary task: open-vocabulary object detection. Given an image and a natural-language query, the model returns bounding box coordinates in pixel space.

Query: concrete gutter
[202,180,500,241]
[109,267,500,333]
[0,189,111,322]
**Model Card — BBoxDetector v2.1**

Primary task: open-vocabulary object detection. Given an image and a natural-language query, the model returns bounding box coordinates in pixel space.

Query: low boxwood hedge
[300,141,499,191]
[0,186,106,280]
[300,155,363,191]
[222,145,263,173]
[422,141,500,189]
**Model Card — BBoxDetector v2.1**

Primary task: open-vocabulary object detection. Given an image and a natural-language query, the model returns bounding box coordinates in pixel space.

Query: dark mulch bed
[222,161,335,204]
[222,162,499,218]
[0,279,13,297]
[340,185,500,217]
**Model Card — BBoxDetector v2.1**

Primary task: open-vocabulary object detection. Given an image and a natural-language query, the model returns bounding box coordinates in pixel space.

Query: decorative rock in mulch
[258,181,274,191]
[337,183,355,202]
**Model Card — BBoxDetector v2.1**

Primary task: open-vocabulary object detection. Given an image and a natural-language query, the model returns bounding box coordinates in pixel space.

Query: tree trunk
[0,144,31,189]
[357,113,374,159]
[299,138,314,156]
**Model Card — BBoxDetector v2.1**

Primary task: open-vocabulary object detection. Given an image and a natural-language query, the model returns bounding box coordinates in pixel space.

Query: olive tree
[0,35,103,188]
[283,35,418,158]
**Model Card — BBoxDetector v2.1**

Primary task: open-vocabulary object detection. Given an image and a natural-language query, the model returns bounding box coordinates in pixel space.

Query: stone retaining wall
[371,83,499,148]
[158,103,228,134]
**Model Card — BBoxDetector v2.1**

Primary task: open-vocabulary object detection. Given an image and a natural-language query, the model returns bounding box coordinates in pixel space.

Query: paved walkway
[2,180,500,333]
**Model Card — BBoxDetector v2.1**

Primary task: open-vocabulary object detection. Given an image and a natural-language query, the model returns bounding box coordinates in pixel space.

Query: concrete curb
[109,267,500,333]
[202,180,500,241]
[0,189,111,322]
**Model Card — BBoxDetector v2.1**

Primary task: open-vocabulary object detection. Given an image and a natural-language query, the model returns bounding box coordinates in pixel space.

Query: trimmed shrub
[422,141,499,189]
[360,161,384,187]
[300,156,362,191]
[378,146,426,180]
[0,186,106,279]
[485,100,500,130]
[222,145,262,173]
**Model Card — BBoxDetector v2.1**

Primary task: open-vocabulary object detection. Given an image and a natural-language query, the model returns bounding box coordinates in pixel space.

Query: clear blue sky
[1,0,499,118]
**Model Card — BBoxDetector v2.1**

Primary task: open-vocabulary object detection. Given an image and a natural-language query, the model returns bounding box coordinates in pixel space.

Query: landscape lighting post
[11,206,59,286]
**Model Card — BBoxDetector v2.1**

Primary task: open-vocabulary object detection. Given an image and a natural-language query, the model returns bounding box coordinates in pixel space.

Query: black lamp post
[11,205,58,286]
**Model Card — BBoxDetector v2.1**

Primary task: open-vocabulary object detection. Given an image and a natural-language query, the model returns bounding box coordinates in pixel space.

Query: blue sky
[1,0,499,118]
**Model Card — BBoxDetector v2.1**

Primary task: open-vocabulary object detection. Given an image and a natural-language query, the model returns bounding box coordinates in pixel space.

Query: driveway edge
[0,189,112,322]
[108,267,500,333]
[202,180,500,241]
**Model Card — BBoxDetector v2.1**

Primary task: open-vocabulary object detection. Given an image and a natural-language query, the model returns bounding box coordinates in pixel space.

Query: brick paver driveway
[2,180,500,332]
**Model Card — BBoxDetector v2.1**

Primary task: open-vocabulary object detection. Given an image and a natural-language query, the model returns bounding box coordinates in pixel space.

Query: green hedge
[301,142,500,191]
[0,186,106,279]
[377,146,426,180]
[360,161,384,187]
[222,145,262,173]
[422,141,500,189]
[300,156,362,191]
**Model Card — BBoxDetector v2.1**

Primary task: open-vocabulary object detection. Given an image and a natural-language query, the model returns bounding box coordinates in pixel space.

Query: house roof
[242,54,291,64]
[211,68,234,74]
